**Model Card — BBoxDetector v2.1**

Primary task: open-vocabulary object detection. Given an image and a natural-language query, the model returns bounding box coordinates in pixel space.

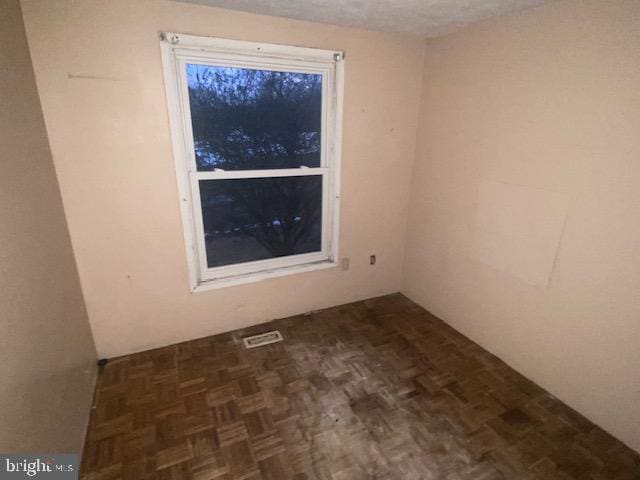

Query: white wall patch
[471,180,569,287]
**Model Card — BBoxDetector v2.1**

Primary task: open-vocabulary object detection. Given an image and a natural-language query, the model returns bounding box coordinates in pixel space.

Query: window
[161,33,344,291]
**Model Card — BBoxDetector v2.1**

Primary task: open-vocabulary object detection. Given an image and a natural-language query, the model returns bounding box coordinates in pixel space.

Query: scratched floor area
[80,294,640,479]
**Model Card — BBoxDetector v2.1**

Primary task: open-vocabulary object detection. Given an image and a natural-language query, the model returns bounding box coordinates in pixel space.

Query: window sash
[176,56,332,174]
[190,172,331,281]
[193,168,327,180]
[161,33,343,289]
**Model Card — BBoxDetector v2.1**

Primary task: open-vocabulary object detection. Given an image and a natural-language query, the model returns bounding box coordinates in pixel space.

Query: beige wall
[20,0,424,359]
[404,0,640,452]
[0,0,96,452]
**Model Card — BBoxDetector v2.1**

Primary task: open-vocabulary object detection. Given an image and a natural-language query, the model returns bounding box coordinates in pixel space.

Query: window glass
[187,64,322,171]
[199,176,323,267]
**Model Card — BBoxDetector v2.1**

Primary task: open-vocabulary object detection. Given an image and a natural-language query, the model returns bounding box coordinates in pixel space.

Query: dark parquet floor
[81,294,640,479]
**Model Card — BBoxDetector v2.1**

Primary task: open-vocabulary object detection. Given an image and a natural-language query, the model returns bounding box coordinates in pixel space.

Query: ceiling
[174,0,546,37]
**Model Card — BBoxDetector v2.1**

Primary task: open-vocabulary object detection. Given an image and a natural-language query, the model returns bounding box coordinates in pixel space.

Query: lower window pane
[199,176,323,268]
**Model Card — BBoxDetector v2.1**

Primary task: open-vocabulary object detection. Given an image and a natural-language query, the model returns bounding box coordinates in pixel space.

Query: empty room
[1,0,639,478]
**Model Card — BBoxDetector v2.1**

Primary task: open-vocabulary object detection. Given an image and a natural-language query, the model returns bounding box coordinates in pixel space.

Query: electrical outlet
[370,255,376,265]
[341,257,350,270]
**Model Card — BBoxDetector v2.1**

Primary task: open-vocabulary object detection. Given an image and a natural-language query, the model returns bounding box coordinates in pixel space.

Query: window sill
[191,259,338,292]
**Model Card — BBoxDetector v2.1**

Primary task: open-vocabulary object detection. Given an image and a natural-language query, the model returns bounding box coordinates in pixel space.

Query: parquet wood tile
[81,294,640,480]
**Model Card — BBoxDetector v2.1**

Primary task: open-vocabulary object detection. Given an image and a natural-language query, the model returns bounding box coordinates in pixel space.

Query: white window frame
[160,32,344,292]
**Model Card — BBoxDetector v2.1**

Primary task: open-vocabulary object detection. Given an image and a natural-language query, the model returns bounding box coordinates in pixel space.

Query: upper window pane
[186,64,322,171]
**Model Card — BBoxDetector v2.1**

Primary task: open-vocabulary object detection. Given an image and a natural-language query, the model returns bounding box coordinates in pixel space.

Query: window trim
[160,32,344,292]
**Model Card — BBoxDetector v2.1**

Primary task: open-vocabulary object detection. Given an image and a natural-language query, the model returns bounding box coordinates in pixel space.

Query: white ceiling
[174,0,546,37]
